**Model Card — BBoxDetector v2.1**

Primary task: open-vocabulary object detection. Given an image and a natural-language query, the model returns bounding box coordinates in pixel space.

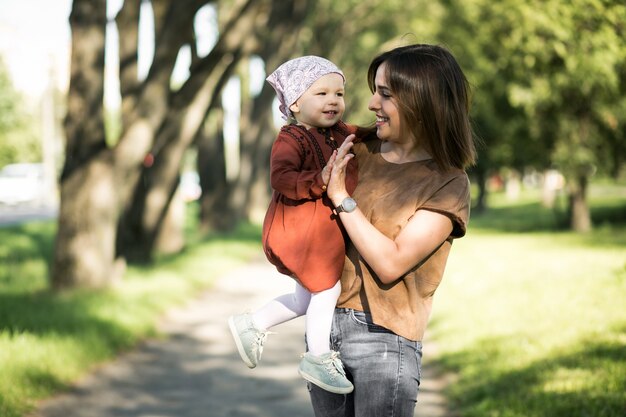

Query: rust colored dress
[262,121,358,293]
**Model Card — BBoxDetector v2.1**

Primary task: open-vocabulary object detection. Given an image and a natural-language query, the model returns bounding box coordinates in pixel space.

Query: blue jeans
[308,308,423,417]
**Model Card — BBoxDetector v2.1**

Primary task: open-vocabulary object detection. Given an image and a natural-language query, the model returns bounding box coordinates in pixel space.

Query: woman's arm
[327,137,453,284]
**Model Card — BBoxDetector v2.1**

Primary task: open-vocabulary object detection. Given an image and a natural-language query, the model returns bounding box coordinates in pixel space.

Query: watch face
[343,197,357,212]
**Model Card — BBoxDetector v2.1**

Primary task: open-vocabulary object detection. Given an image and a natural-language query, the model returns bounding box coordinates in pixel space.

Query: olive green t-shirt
[337,139,471,341]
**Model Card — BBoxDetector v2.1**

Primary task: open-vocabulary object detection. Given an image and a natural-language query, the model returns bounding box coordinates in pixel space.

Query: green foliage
[430,183,626,417]
[301,0,438,126]
[437,0,626,179]
[295,0,625,187]
[0,217,260,417]
[0,58,41,168]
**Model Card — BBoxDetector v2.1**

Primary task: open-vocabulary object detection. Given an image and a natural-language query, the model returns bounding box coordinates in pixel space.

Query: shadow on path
[30,258,452,417]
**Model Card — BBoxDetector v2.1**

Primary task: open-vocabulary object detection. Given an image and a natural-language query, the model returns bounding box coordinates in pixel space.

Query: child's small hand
[327,137,355,204]
[322,150,338,185]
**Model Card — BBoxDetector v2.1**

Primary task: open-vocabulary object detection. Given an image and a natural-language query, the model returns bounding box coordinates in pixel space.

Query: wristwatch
[335,197,357,214]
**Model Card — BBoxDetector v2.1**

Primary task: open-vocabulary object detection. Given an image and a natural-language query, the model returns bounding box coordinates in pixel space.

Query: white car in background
[0,163,45,206]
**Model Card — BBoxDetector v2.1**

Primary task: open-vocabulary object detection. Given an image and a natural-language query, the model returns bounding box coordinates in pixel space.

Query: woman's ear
[289,101,300,115]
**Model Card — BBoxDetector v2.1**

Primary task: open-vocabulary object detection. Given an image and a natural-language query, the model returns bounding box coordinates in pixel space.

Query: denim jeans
[308,308,422,417]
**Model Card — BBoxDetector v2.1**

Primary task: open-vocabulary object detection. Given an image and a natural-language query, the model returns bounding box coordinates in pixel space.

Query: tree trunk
[154,186,186,255]
[117,0,271,260]
[245,111,275,224]
[236,85,277,223]
[51,0,119,289]
[119,51,241,262]
[473,166,488,214]
[568,173,592,232]
[197,105,238,232]
[53,156,123,289]
[230,0,314,225]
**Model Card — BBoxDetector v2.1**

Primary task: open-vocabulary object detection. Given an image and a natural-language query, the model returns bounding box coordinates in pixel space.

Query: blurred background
[0,1,624,416]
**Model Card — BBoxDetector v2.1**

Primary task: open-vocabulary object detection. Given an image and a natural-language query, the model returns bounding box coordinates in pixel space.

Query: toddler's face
[289,73,345,130]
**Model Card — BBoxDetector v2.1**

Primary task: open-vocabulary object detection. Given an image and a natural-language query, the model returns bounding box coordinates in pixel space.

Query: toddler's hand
[327,136,355,203]
[322,150,338,185]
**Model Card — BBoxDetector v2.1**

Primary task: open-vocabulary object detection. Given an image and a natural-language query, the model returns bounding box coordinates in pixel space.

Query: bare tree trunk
[568,174,592,232]
[197,105,238,232]
[244,107,275,224]
[53,157,123,289]
[472,165,488,214]
[119,51,242,261]
[154,186,186,255]
[138,0,312,243]
[236,85,278,221]
[114,0,205,263]
[118,0,268,261]
[229,0,314,225]
[51,0,119,289]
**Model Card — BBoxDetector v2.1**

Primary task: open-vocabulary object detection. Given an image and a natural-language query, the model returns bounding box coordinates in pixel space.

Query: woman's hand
[327,134,355,206]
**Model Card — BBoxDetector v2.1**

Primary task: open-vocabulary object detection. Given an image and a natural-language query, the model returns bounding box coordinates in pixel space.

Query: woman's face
[368,62,403,143]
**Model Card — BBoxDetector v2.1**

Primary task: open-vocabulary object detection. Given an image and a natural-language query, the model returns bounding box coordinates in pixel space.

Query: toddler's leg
[305,280,341,356]
[298,280,353,394]
[252,282,311,330]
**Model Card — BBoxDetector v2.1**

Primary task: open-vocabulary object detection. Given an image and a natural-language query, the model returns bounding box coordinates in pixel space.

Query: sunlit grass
[0,221,54,293]
[429,184,626,417]
[1,183,625,417]
[0,214,261,417]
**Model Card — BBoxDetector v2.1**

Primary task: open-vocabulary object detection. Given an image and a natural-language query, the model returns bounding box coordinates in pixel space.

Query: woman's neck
[380,140,431,164]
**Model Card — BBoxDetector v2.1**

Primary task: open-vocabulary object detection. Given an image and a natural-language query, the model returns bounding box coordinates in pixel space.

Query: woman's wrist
[330,193,350,207]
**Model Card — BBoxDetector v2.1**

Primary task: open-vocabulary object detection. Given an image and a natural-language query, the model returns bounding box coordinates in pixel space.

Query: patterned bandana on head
[266,56,345,119]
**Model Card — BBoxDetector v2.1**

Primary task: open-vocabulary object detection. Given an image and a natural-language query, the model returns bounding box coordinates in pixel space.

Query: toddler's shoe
[228,312,272,368]
[298,350,354,394]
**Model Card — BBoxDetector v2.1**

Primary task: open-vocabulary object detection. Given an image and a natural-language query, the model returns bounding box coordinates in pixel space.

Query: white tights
[252,280,341,356]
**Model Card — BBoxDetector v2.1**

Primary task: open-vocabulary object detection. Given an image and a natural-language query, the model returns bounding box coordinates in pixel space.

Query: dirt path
[30,257,453,417]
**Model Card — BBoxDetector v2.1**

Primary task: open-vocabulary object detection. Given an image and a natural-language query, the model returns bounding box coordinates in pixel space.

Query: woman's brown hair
[367,44,477,170]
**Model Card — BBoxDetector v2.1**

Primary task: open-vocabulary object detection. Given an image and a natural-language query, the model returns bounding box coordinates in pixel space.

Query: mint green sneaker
[228,313,272,369]
[299,351,354,394]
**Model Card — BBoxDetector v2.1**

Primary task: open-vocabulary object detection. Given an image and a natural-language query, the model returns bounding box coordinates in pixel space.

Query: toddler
[228,56,358,394]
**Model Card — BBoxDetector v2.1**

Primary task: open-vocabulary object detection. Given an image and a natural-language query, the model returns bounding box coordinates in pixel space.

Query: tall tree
[53,0,111,289]
[438,0,626,230]
[52,0,263,288]
[220,0,315,229]
[117,0,268,262]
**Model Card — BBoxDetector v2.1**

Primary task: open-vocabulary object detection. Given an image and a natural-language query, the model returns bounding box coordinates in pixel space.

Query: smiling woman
[308,44,477,417]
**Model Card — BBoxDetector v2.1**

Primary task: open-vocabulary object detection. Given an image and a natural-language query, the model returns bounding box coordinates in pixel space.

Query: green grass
[0,213,261,417]
[1,183,625,417]
[429,184,626,417]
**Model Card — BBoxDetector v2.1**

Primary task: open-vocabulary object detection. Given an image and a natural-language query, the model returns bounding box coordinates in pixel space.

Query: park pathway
[30,257,453,417]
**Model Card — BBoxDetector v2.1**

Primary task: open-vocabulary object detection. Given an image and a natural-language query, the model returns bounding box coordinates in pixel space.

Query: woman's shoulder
[434,164,470,184]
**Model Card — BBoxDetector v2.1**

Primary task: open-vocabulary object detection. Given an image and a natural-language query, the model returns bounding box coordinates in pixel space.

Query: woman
[308,44,477,416]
